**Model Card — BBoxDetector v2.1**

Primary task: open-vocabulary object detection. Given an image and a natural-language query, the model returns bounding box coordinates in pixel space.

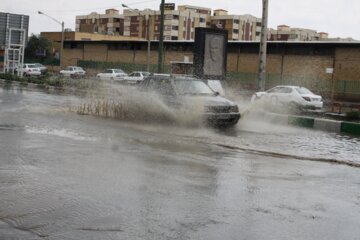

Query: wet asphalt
[0,83,359,240]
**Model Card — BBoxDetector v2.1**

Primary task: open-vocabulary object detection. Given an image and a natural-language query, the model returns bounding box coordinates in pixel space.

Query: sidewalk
[246,111,360,135]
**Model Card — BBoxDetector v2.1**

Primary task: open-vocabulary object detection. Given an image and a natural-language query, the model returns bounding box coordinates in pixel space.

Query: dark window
[148,78,175,95]
[256,22,262,27]
[172,26,178,30]
[173,15,179,20]
[234,19,239,24]
[233,29,239,34]
[171,36,178,40]
[199,18,205,23]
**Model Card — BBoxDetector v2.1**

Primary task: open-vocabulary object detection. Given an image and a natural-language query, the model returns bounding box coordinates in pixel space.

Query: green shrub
[345,111,360,121]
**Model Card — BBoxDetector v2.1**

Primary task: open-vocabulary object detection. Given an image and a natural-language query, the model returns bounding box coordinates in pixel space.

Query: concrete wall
[62,41,360,100]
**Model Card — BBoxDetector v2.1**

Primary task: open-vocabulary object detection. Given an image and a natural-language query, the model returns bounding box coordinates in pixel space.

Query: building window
[155,25,158,31]
[234,19,239,24]
[199,18,205,23]
[165,14,172,20]
[171,36,178,40]
[256,22,262,27]
[173,15,179,20]
[80,19,86,24]
[233,29,239,34]
[172,25,178,30]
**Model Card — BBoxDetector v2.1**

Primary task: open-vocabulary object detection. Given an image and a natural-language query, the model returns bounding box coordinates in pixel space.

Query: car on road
[33,63,48,74]
[96,69,128,81]
[123,71,150,84]
[139,74,241,127]
[251,85,323,110]
[17,64,42,76]
[60,66,86,78]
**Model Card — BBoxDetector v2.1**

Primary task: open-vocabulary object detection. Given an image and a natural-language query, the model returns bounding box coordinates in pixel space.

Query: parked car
[96,69,128,81]
[33,63,48,74]
[17,64,41,76]
[60,66,86,78]
[123,71,150,84]
[251,85,323,110]
[138,74,241,127]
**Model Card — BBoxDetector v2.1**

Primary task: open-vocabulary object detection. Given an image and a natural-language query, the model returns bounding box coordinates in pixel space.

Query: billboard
[193,28,228,80]
[0,12,29,48]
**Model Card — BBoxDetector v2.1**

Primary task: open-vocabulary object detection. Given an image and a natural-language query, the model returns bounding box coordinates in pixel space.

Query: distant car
[138,74,241,127]
[17,64,41,76]
[60,66,86,78]
[96,69,128,81]
[33,63,48,74]
[123,71,150,84]
[251,85,323,110]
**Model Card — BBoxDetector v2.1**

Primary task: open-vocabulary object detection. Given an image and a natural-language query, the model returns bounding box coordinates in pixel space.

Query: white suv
[17,64,41,76]
[60,66,86,78]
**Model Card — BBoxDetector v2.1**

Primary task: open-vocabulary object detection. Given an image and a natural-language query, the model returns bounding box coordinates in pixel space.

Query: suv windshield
[174,79,214,95]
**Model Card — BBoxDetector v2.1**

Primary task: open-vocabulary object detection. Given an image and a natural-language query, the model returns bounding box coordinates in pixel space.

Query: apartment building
[75,9,124,36]
[269,25,328,41]
[210,9,262,41]
[123,5,211,40]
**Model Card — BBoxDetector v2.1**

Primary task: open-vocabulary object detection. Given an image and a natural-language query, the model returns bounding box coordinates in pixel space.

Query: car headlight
[230,105,239,112]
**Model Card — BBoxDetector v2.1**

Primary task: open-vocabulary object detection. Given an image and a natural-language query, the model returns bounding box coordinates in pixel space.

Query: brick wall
[62,42,360,100]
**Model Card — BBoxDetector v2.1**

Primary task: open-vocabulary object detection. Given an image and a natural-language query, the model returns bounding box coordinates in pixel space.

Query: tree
[25,34,53,60]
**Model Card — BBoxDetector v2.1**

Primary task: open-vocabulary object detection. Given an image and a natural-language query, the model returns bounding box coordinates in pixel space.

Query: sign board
[326,68,334,74]
[0,12,29,48]
[193,28,228,80]
[160,3,175,10]
[36,48,46,57]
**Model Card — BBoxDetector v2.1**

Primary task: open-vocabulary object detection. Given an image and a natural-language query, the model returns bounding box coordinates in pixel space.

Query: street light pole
[122,4,151,72]
[257,0,269,91]
[157,0,165,73]
[146,14,151,72]
[38,11,64,67]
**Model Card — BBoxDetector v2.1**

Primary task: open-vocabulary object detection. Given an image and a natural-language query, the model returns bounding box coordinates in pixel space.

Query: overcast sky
[2,0,360,40]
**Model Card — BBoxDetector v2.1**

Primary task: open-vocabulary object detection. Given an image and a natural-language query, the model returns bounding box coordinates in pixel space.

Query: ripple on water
[25,126,98,142]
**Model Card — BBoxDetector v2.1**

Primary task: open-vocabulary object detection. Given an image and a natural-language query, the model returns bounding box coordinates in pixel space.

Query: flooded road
[0,84,359,240]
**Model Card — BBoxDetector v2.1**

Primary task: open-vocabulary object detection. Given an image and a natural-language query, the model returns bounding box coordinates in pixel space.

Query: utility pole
[257,0,268,91]
[157,0,165,73]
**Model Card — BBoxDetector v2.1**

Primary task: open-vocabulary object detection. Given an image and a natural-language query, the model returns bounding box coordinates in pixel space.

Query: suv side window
[148,78,175,95]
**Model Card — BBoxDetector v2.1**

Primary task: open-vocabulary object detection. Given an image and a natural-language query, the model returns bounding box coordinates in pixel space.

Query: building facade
[210,10,261,41]
[269,25,328,41]
[123,5,211,41]
[75,9,124,36]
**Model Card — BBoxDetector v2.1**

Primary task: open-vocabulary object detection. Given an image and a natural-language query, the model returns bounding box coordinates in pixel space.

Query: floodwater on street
[0,83,359,240]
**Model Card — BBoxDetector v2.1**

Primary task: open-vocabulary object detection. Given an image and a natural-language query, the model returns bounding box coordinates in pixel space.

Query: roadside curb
[247,111,360,135]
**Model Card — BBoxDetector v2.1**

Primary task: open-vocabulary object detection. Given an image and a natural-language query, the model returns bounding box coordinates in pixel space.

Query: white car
[96,69,128,81]
[60,66,86,78]
[123,71,150,84]
[251,85,323,109]
[17,64,41,76]
[33,63,48,74]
